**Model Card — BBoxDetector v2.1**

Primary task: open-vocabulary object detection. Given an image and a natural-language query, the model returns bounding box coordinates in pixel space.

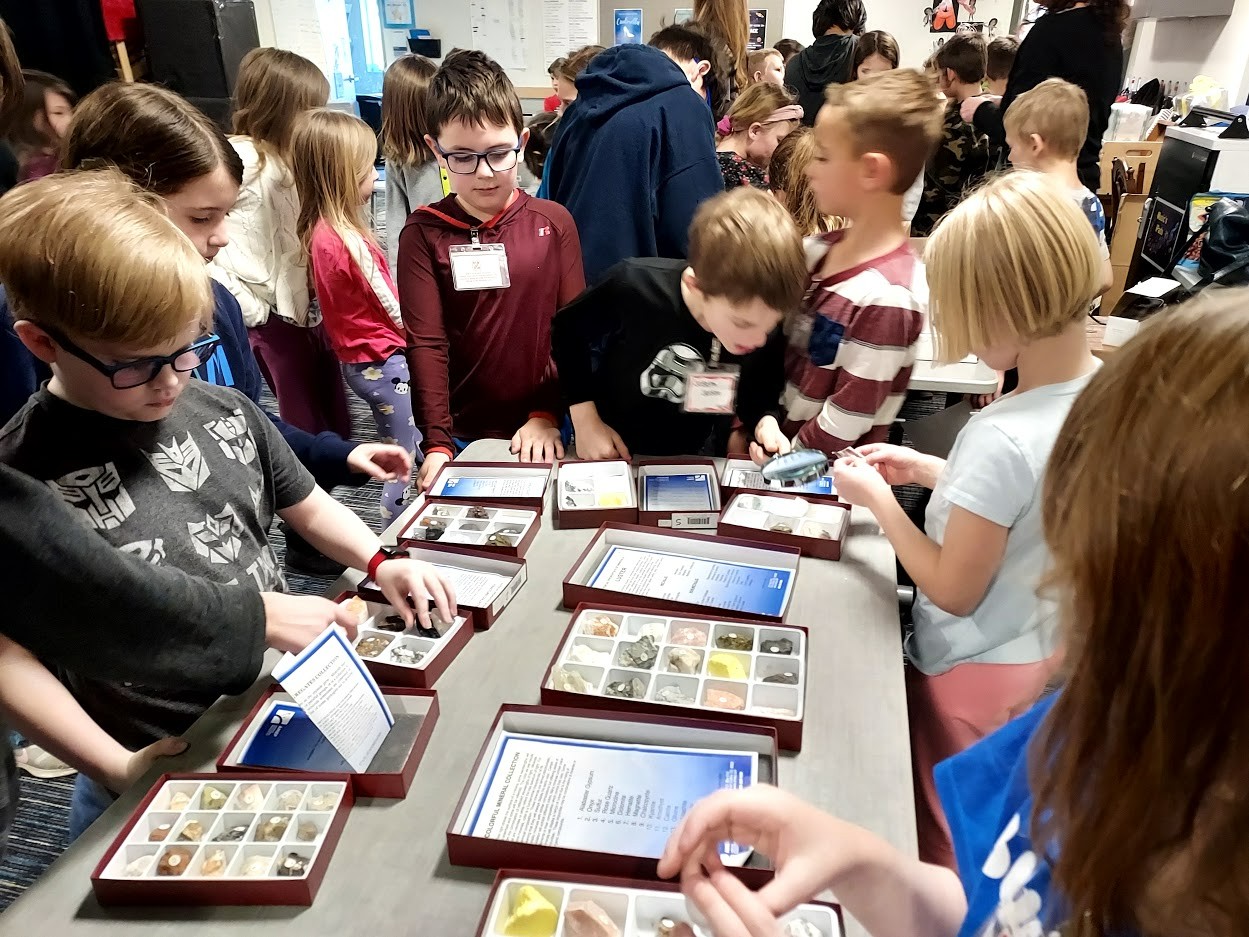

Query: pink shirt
[309,220,406,364]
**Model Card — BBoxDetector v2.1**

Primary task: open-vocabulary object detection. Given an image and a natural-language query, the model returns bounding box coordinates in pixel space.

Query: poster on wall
[925,0,1000,38]
[470,0,529,70]
[747,9,767,51]
[614,9,643,44]
[543,0,599,65]
[674,8,694,23]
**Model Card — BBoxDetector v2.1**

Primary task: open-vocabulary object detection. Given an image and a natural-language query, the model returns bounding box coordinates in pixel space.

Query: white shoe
[15,745,77,779]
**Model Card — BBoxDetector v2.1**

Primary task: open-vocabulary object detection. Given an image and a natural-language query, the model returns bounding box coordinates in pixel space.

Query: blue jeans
[68,772,117,842]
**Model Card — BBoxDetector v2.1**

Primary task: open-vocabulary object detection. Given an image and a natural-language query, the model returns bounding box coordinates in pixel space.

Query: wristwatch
[366,544,405,581]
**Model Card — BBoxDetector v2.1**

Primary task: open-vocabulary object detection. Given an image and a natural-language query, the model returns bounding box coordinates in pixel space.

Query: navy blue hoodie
[545,44,723,285]
[0,281,359,489]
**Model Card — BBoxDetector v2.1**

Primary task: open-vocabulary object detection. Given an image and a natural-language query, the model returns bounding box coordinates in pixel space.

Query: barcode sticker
[670,513,717,529]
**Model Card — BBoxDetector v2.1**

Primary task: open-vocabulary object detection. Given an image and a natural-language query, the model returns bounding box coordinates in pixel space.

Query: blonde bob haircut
[291,108,380,260]
[0,169,212,346]
[926,170,1102,363]
[689,186,807,314]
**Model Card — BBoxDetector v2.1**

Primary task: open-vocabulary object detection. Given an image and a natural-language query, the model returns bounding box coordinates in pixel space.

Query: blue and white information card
[468,734,755,860]
[589,546,793,617]
[642,473,715,512]
[436,475,547,499]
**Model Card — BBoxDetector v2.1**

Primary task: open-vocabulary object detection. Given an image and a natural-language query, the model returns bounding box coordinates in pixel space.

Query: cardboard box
[475,871,845,937]
[542,604,809,751]
[446,705,779,882]
[335,592,473,689]
[394,498,540,559]
[554,459,639,529]
[91,772,353,906]
[718,456,840,505]
[718,492,850,562]
[426,461,553,511]
[1105,193,1149,313]
[634,459,721,529]
[1099,141,1161,196]
[359,546,527,630]
[562,524,800,622]
[217,686,438,799]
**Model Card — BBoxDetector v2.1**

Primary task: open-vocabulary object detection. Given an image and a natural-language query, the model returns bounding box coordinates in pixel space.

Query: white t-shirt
[909,369,1097,675]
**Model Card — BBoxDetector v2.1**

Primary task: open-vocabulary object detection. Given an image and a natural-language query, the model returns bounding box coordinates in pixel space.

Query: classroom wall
[781,0,1017,69]
[1125,4,1249,105]
[593,0,786,49]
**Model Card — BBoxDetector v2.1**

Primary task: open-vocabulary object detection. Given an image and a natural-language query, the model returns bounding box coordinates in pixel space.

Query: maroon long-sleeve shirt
[397,191,585,456]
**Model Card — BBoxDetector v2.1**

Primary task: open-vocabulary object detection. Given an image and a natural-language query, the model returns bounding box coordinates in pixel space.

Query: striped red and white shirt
[780,232,926,455]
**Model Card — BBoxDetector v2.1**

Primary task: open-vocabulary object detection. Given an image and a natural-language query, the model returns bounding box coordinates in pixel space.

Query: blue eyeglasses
[42,325,222,390]
[433,140,523,175]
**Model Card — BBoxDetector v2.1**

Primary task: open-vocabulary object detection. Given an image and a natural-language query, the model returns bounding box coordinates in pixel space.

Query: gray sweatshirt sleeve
[0,464,266,695]
[386,161,445,273]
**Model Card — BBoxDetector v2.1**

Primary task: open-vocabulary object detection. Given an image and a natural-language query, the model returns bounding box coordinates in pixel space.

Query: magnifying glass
[759,448,832,487]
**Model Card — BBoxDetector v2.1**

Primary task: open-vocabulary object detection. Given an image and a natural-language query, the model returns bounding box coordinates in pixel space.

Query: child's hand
[262,593,360,653]
[749,416,792,466]
[105,736,190,794]
[658,786,841,925]
[511,417,565,463]
[574,416,631,461]
[960,95,992,123]
[856,443,936,488]
[417,451,452,492]
[347,444,413,482]
[832,455,892,508]
[373,559,457,629]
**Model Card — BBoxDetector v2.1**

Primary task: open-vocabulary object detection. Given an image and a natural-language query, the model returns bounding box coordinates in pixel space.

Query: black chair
[357,94,383,165]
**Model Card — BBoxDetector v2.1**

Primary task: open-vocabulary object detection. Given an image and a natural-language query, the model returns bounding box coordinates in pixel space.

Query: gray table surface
[1,440,914,937]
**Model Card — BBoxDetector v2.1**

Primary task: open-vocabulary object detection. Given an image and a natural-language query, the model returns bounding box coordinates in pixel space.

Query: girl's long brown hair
[768,127,843,236]
[231,47,329,165]
[1034,292,1249,936]
[0,18,24,135]
[380,53,436,167]
[694,0,749,93]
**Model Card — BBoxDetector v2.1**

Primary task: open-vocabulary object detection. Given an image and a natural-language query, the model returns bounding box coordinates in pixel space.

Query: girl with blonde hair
[832,170,1102,868]
[212,48,350,438]
[292,109,420,519]
[661,293,1249,937]
[714,81,801,190]
[380,54,441,272]
[767,127,843,236]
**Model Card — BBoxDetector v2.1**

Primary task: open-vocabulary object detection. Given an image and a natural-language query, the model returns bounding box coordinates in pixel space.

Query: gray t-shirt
[909,370,1096,675]
[0,381,314,747]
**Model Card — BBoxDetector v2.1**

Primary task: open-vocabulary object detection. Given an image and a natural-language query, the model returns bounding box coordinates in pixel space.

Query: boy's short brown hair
[425,49,523,137]
[986,36,1019,81]
[1004,78,1089,162]
[0,169,212,346]
[824,69,944,195]
[688,187,807,314]
[558,45,605,82]
[934,34,986,85]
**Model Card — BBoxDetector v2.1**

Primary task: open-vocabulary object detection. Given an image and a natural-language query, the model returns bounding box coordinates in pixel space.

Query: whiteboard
[269,0,331,78]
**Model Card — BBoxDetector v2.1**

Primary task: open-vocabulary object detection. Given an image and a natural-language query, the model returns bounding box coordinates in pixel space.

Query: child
[773,38,804,64]
[852,29,899,79]
[46,81,412,574]
[832,171,1102,868]
[543,58,565,113]
[0,170,455,837]
[661,291,1249,937]
[1005,78,1114,293]
[912,34,1000,237]
[746,47,784,86]
[292,108,421,520]
[380,54,442,273]
[985,35,1018,97]
[553,45,605,113]
[714,82,801,191]
[750,70,941,463]
[767,128,843,237]
[398,50,584,487]
[552,187,805,459]
[212,48,351,439]
[785,0,866,125]
[10,69,73,183]
[523,110,558,193]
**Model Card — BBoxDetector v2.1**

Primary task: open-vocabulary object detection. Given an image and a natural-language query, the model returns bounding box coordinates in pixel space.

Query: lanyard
[709,338,722,369]
[418,193,517,244]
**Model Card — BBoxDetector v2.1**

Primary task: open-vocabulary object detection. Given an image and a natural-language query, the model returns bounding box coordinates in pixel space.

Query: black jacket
[786,34,858,126]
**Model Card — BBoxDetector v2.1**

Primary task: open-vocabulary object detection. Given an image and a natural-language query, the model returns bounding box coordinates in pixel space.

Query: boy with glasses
[397,50,585,489]
[0,170,456,837]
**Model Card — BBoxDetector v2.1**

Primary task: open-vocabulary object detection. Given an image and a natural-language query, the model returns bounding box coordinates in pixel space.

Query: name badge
[449,243,510,291]
[682,366,740,414]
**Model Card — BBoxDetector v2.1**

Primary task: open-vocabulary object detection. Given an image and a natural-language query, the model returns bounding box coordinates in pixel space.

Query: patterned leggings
[342,353,423,520]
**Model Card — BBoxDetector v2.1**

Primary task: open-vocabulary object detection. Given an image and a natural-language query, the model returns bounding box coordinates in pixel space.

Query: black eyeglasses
[433,140,522,175]
[41,325,222,390]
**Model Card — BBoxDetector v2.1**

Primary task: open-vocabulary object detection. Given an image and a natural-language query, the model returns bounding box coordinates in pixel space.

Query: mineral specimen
[240,854,272,877]
[800,523,832,540]
[657,685,695,705]
[177,820,204,843]
[200,848,228,877]
[666,648,702,674]
[123,855,154,877]
[704,688,746,711]
[343,596,368,620]
[669,627,708,647]
[276,852,310,877]
[148,823,172,843]
[569,645,612,668]
[277,789,303,811]
[378,614,406,632]
[617,635,658,670]
[752,706,797,717]
[169,791,192,811]
[605,677,646,699]
[503,884,559,937]
[467,506,491,519]
[770,523,793,534]
[156,846,193,876]
[581,615,620,638]
[297,821,319,842]
[236,783,264,810]
[708,653,748,680]
[390,644,423,666]
[637,621,667,643]
[355,634,392,658]
[306,791,337,811]
[760,637,794,655]
[563,900,622,937]
[763,671,800,685]
[715,631,753,652]
[256,816,289,842]
[783,921,822,937]
[550,666,594,694]
[200,786,227,810]
[214,825,249,842]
